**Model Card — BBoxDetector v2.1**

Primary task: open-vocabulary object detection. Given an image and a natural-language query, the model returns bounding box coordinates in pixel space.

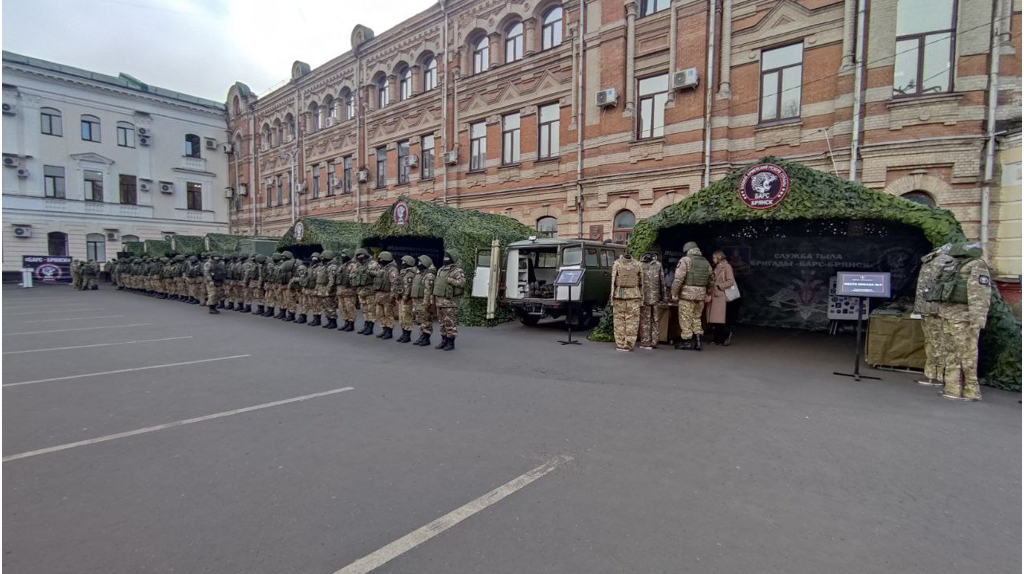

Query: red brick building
[224,0,1021,272]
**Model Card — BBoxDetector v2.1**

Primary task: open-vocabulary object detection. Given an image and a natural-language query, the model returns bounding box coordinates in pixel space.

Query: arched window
[233,96,241,116]
[398,66,412,101]
[612,210,635,242]
[505,22,524,63]
[901,190,936,207]
[537,216,558,238]
[81,114,101,142]
[323,95,336,122]
[41,107,63,136]
[422,57,437,91]
[86,233,106,262]
[341,90,355,119]
[308,102,321,132]
[262,123,273,148]
[472,36,490,74]
[274,119,284,146]
[121,234,139,245]
[376,75,389,108]
[47,231,68,256]
[541,7,563,50]
[284,113,296,140]
[185,133,201,158]
[116,121,135,148]
[233,136,244,157]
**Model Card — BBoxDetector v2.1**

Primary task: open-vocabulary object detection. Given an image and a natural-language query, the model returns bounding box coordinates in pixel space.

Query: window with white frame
[84,170,103,202]
[502,113,520,165]
[421,135,435,179]
[41,107,62,136]
[759,43,803,122]
[44,165,65,198]
[81,115,101,142]
[640,0,670,17]
[538,103,560,159]
[117,121,135,147]
[637,74,668,139]
[343,156,353,193]
[397,140,410,184]
[893,0,956,97]
[541,7,563,50]
[86,233,106,262]
[473,37,490,74]
[376,147,387,188]
[505,22,524,63]
[423,58,437,91]
[537,216,558,238]
[376,76,389,108]
[399,67,412,101]
[470,121,487,171]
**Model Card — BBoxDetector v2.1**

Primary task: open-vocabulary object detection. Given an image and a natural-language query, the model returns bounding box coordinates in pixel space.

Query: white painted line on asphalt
[2,387,354,462]
[4,308,104,316]
[333,455,574,574]
[4,302,98,308]
[23,315,125,324]
[4,354,251,388]
[3,336,193,355]
[3,323,153,336]
[3,297,79,304]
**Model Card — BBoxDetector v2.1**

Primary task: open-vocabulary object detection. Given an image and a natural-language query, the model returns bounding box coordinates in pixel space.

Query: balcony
[182,156,207,171]
[3,194,155,220]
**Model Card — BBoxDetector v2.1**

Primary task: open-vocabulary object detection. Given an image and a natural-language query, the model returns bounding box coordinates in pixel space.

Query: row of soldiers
[70,260,100,290]
[110,248,467,350]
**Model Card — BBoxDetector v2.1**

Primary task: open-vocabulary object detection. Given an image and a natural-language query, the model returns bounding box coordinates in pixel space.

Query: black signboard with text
[835,272,892,298]
[22,256,72,284]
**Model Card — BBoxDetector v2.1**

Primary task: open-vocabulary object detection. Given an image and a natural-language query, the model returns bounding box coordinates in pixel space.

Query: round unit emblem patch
[738,163,790,210]
[294,221,305,241]
[393,201,409,227]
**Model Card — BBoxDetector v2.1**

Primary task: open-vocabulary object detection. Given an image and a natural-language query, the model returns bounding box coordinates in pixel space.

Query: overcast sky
[2,0,436,102]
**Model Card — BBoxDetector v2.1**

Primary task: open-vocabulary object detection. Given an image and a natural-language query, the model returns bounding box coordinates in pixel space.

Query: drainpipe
[576,0,585,239]
[355,50,363,221]
[702,0,718,187]
[980,0,1005,256]
[440,0,450,204]
[848,0,866,181]
[249,110,256,235]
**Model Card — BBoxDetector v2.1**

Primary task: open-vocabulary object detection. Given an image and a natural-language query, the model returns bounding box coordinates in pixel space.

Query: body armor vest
[926,258,972,304]
[432,266,464,299]
[683,256,711,287]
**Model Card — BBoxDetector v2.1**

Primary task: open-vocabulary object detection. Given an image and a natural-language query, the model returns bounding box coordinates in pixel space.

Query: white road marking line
[4,308,104,316]
[3,297,79,303]
[4,354,251,388]
[2,323,153,336]
[333,455,574,574]
[23,315,125,324]
[2,387,354,462]
[3,336,193,355]
[4,302,97,308]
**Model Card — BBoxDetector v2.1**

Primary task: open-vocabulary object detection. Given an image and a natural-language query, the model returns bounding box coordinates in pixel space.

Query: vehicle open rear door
[472,239,502,319]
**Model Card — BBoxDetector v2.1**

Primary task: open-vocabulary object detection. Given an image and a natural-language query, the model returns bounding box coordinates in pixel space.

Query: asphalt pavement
[2,283,1020,574]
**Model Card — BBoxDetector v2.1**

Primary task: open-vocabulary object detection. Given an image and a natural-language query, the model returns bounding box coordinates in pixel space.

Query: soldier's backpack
[212,261,227,282]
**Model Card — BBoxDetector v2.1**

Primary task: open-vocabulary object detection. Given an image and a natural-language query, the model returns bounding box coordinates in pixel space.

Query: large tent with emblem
[361,197,533,325]
[275,218,371,260]
[590,157,1021,391]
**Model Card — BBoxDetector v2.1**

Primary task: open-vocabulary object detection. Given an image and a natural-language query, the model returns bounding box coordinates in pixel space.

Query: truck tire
[571,304,595,329]
[519,315,541,326]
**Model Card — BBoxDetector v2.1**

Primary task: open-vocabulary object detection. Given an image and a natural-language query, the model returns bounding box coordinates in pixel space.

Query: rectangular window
[81,117,101,142]
[186,182,202,211]
[397,140,410,184]
[326,160,336,196]
[637,75,668,139]
[117,124,135,148]
[266,182,273,208]
[893,0,955,97]
[759,43,803,123]
[375,147,387,188]
[44,165,66,198]
[86,240,105,262]
[640,0,670,17]
[119,174,137,205]
[312,167,320,199]
[84,170,103,202]
[421,135,435,179]
[470,121,487,171]
[343,156,353,193]
[538,103,560,159]
[585,248,599,267]
[276,174,283,205]
[41,109,62,136]
[502,113,521,165]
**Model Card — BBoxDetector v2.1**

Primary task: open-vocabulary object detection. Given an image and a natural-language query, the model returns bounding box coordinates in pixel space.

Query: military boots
[308,314,321,327]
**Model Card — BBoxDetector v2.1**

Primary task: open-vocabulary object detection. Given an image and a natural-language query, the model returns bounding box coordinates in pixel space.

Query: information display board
[835,271,891,298]
[554,268,585,286]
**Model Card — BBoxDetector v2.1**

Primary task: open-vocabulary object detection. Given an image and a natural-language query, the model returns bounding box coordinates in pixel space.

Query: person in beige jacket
[706,250,736,345]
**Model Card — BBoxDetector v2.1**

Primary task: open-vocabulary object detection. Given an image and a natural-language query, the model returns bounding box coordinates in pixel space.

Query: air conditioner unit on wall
[139,181,152,192]
[2,102,17,115]
[404,155,419,167]
[205,139,217,150]
[13,225,32,238]
[296,182,307,194]
[139,136,151,146]
[3,156,19,168]
[672,68,699,90]
[356,169,369,183]
[444,150,458,165]
[16,168,29,178]
[160,182,174,194]
[225,187,235,198]
[596,88,619,108]
[237,183,248,196]
[105,230,120,241]
[138,127,150,136]
[223,143,234,154]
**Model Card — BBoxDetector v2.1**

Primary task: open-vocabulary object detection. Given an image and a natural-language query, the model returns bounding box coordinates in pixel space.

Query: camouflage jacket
[339,260,360,294]
[914,249,954,316]
[640,260,664,305]
[610,257,642,300]
[396,267,416,301]
[315,262,334,296]
[938,258,992,328]
[433,264,465,308]
[671,248,714,301]
[289,262,309,290]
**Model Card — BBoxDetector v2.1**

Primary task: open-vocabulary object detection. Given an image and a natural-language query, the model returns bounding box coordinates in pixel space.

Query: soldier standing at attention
[671,241,713,351]
[432,249,466,351]
[931,242,992,401]
[83,260,99,290]
[188,255,204,304]
[308,252,331,327]
[203,254,225,314]
[264,253,282,317]
[356,248,378,335]
[371,251,398,340]
[318,251,339,329]
[71,259,82,290]
[412,255,437,346]
[638,252,664,350]
[300,253,320,325]
[395,255,417,343]
[279,251,297,321]
[914,244,954,386]
[610,253,643,351]
[251,254,267,314]
[288,253,310,323]
[336,250,359,331]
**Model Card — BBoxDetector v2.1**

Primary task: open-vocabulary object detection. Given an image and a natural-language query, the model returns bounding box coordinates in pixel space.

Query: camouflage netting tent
[205,233,244,254]
[122,241,144,256]
[590,157,1021,391]
[364,197,533,326]
[143,239,171,257]
[170,235,203,255]
[276,218,370,259]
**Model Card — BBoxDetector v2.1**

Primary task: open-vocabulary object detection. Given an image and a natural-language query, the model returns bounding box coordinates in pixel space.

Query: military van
[473,238,627,327]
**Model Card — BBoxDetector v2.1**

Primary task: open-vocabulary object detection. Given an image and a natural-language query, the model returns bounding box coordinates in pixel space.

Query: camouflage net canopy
[122,241,144,256]
[364,197,533,326]
[276,218,371,260]
[206,233,244,255]
[143,239,171,257]
[589,157,1021,391]
[170,235,203,255]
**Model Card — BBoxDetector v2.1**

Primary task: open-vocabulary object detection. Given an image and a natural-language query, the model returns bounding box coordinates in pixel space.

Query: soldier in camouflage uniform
[298,253,320,325]
[395,255,417,343]
[250,254,267,314]
[287,252,309,323]
[306,252,327,326]
[371,251,399,340]
[278,251,297,320]
[611,254,643,351]
[318,251,339,329]
[928,242,992,401]
[638,252,664,349]
[263,253,282,317]
[671,242,713,350]
[432,249,465,351]
[913,244,954,386]
[71,260,83,290]
[336,250,359,331]
[354,248,378,335]
[202,254,225,314]
[224,256,239,309]
[187,255,204,304]
[412,255,437,346]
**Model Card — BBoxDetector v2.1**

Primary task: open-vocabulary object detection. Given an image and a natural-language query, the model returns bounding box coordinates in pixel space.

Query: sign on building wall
[393,201,409,227]
[739,163,790,210]
[22,256,72,284]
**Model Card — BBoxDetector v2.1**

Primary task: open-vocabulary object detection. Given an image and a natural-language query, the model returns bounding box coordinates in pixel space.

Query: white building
[2,51,231,276]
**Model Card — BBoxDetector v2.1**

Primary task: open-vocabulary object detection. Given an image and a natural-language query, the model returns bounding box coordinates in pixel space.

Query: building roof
[2,50,225,112]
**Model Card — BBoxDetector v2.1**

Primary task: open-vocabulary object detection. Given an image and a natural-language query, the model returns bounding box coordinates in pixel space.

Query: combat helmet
[320,250,335,261]
[271,252,283,262]
[282,251,295,260]
[377,251,394,263]
[255,254,267,264]
[443,248,459,264]
[311,252,321,261]
[417,254,433,268]
[401,255,416,267]
[354,248,369,259]
[682,241,699,253]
